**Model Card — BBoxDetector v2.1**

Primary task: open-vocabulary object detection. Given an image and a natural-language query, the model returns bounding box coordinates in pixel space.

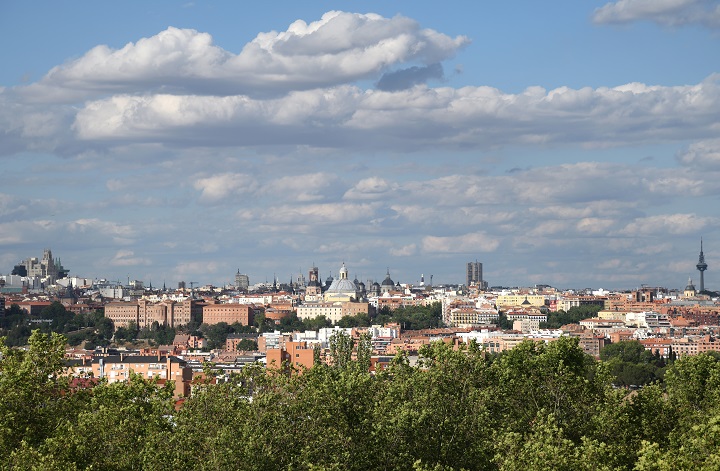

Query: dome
[327,278,358,294]
[685,278,696,291]
[325,263,358,297]
[381,269,394,287]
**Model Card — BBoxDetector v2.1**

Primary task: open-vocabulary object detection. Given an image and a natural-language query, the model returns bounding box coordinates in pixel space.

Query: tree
[0,331,72,460]
[236,338,258,351]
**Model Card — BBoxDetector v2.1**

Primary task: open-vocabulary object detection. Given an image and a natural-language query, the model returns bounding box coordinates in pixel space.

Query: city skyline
[1,1,719,289]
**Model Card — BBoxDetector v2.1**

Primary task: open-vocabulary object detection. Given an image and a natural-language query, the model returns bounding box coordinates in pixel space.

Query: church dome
[325,263,358,296]
[381,269,394,287]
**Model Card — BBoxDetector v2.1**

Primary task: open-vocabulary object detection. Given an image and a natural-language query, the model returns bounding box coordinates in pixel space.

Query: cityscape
[2,1,720,469]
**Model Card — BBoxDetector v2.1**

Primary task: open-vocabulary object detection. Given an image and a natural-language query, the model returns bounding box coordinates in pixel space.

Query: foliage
[8,329,720,470]
[373,302,443,330]
[0,305,112,347]
[600,340,666,387]
[236,338,258,351]
[541,304,603,329]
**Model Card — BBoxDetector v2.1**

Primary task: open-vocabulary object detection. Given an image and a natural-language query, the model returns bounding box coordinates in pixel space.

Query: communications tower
[697,238,708,293]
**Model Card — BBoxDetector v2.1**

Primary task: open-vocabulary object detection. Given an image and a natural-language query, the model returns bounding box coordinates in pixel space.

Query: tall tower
[466,261,483,287]
[697,238,708,293]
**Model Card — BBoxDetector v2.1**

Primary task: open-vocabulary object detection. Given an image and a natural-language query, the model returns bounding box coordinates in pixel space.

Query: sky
[1,0,719,290]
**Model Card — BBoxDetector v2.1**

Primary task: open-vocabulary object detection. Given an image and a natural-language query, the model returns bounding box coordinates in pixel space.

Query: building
[202,303,256,326]
[305,266,322,301]
[266,340,316,373]
[466,261,483,288]
[90,354,192,398]
[234,270,250,290]
[15,249,68,284]
[324,263,361,302]
[496,294,546,309]
[683,278,697,298]
[297,301,369,324]
[104,298,202,329]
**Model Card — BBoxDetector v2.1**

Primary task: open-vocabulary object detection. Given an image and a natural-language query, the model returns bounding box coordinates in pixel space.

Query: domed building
[297,263,370,324]
[324,263,360,303]
[380,269,395,295]
[684,278,697,298]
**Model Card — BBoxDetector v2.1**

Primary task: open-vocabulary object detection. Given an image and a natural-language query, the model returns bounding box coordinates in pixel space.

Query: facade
[447,306,499,328]
[90,355,192,398]
[104,299,202,329]
[297,301,369,324]
[266,340,315,372]
[466,261,483,287]
[18,249,68,284]
[235,271,250,290]
[558,296,606,312]
[305,266,322,301]
[202,303,255,326]
[496,294,546,309]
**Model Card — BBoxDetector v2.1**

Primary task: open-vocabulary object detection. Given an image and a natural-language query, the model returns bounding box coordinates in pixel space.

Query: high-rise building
[466,261,483,287]
[697,239,708,293]
[16,249,68,284]
[235,270,249,290]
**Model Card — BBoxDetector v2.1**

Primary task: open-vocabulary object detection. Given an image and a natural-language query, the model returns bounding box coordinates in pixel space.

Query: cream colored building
[496,294,545,309]
[297,301,369,324]
[104,299,201,329]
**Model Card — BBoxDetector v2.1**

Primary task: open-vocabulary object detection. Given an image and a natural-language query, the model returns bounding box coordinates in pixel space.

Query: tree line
[4,330,720,470]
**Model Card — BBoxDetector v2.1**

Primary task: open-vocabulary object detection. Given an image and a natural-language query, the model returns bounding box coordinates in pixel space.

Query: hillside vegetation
[3,331,720,470]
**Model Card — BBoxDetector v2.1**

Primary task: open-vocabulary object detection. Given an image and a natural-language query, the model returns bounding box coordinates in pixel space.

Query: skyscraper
[466,261,483,287]
[235,270,249,290]
[697,239,708,293]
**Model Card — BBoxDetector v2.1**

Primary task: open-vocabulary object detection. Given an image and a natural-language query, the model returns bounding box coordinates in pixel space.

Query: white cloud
[677,139,720,170]
[619,213,719,236]
[67,76,720,151]
[237,202,381,225]
[343,177,396,200]
[421,232,500,253]
[109,250,150,267]
[21,13,469,101]
[262,173,340,202]
[389,244,417,256]
[193,173,259,203]
[593,0,720,28]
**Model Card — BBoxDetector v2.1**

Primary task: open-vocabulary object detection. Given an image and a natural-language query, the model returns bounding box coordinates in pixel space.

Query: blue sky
[1,0,719,289]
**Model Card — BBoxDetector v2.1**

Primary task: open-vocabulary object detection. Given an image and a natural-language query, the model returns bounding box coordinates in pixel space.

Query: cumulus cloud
[421,232,500,253]
[389,244,417,256]
[109,250,150,267]
[21,12,469,101]
[618,213,719,236]
[677,139,720,170]
[262,173,341,202]
[193,173,259,203]
[237,202,381,225]
[593,0,720,28]
[68,76,720,151]
[343,177,396,200]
